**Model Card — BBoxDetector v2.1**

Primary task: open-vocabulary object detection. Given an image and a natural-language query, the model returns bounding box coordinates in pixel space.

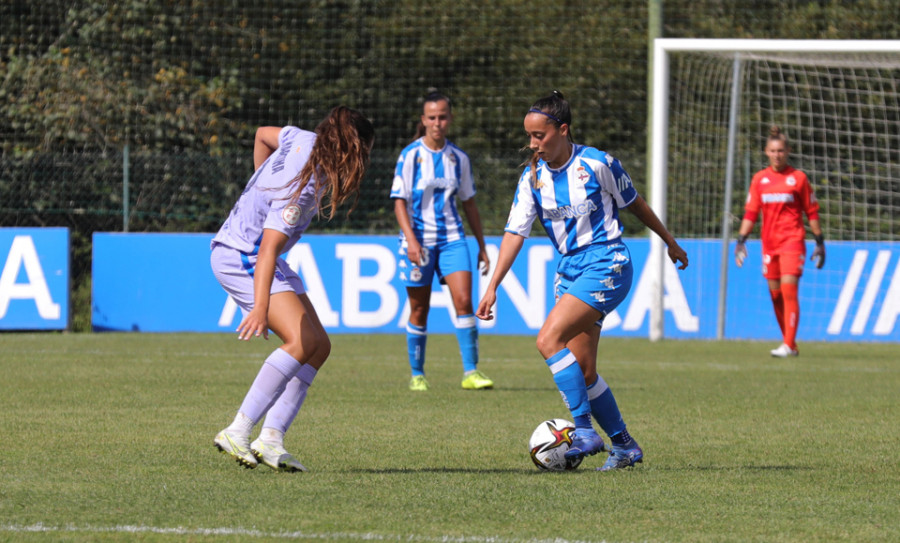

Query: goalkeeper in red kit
[735,125,825,357]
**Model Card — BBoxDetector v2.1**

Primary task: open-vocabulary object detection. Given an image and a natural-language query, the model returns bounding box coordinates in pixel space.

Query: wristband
[814,233,824,245]
[737,234,748,244]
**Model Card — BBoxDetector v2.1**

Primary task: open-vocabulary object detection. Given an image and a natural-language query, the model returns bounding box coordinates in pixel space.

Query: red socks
[769,287,786,335]
[781,283,799,350]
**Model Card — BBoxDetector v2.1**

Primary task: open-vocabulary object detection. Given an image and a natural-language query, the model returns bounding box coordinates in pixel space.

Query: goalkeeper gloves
[812,233,825,269]
[735,234,748,267]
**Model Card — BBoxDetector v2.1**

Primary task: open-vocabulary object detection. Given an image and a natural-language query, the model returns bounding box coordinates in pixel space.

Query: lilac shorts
[210,242,306,314]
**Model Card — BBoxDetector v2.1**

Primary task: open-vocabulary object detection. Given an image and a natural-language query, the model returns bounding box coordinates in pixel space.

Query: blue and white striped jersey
[390,138,475,247]
[505,144,638,255]
[212,126,322,257]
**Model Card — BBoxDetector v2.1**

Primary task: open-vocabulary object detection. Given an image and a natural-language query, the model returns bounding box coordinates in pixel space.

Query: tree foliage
[1,0,897,330]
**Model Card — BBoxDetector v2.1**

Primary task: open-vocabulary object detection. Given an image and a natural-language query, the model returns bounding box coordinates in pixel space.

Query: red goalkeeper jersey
[743,165,820,254]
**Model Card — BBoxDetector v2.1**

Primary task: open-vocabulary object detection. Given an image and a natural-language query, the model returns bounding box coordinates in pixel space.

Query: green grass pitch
[0,333,897,542]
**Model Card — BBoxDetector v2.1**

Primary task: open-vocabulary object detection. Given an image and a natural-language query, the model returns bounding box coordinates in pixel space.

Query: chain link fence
[2,1,897,330]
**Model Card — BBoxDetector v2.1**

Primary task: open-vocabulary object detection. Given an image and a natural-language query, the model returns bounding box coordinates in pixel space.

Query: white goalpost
[648,39,900,341]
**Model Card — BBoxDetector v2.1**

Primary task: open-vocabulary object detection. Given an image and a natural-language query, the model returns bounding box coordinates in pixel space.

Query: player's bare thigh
[536,293,603,359]
[442,270,473,315]
[267,292,331,369]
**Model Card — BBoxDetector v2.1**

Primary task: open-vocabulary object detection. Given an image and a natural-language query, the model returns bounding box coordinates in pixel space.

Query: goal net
[650,39,900,339]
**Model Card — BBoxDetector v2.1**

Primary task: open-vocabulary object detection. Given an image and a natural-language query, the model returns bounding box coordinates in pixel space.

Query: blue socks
[610,428,633,446]
[544,351,630,443]
[544,348,591,427]
[406,323,427,376]
[587,374,626,438]
[408,314,480,377]
[454,314,479,373]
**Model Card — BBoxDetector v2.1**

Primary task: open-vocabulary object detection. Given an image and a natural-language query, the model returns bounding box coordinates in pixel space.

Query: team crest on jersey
[576,166,590,185]
[786,175,797,186]
[282,204,302,226]
[448,154,457,164]
[410,267,422,282]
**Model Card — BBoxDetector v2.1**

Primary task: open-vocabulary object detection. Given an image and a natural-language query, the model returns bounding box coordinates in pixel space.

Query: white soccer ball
[528,418,583,471]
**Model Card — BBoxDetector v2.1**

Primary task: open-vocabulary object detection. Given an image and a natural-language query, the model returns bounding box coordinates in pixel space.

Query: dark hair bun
[551,90,566,100]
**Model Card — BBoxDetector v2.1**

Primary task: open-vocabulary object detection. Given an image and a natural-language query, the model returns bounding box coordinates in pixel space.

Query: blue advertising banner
[725,240,900,342]
[91,233,899,342]
[0,227,70,330]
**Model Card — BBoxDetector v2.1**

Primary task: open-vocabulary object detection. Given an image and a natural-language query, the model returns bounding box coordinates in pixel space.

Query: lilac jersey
[212,126,322,259]
[390,138,475,247]
[505,144,638,255]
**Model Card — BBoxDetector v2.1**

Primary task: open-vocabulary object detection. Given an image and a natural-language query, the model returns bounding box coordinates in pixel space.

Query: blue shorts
[398,238,471,288]
[554,241,633,322]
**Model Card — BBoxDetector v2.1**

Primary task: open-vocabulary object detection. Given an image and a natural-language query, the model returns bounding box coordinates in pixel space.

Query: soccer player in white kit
[391,92,492,391]
[210,106,374,471]
[476,92,689,471]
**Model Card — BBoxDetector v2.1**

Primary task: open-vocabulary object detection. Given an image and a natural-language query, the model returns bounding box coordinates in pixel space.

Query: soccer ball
[528,418,583,471]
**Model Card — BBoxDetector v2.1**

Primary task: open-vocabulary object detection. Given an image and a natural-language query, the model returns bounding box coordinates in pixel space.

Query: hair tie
[528,108,564,125]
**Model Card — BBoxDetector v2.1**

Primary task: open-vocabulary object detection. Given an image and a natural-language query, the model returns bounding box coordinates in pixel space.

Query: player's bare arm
[237,228,288,341]
[461,197,490,275]
[625,195,689,270]
[253,126,282,170]
[393,198,423,265]
[476,232,525,320]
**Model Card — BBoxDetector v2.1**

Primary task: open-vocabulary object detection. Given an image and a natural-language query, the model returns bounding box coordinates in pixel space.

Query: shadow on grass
[351,465,818,475]
[351,467,575,474]
[482,387,557,393]
[663,464,815,471]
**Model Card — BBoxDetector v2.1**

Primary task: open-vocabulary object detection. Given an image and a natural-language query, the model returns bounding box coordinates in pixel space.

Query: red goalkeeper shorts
[762,251,805,280]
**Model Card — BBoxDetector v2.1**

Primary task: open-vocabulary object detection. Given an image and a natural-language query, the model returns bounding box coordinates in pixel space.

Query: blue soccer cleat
[564,428,607,460]
[599,439,643,471]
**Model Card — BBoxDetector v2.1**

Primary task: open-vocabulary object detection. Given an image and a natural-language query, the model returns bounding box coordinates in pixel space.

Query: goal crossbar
[648,39,900,341]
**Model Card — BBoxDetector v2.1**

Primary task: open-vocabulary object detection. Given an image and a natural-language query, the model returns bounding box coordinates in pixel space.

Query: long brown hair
[290,106,375,219]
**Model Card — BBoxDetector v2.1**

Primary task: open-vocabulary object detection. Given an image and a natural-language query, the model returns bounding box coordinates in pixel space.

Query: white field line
[0,524,610,543]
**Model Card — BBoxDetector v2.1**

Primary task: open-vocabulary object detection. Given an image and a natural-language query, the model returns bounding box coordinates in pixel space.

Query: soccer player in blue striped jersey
[391,92,492,392]
[476,91,689,471]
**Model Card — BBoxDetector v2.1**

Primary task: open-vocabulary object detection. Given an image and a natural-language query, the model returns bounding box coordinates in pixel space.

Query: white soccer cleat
[770,343,799,358]
[214,429,258,469]
[250,439,308,472]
